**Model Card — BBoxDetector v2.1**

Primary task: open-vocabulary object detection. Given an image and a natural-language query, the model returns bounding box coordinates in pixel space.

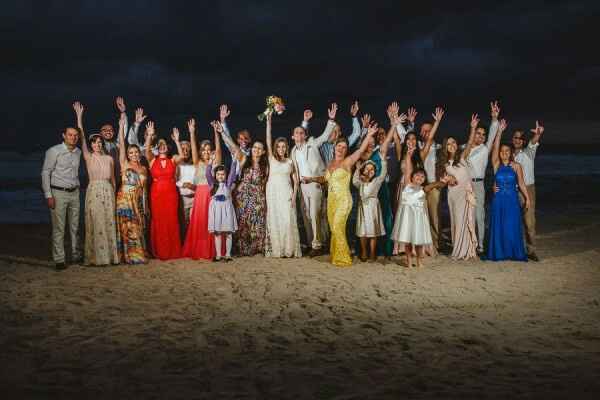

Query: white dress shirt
[41,143,82,198]
[419,141,440,183]
[176,163,197,196]
[514,141,539,185]
[466,120,499,180]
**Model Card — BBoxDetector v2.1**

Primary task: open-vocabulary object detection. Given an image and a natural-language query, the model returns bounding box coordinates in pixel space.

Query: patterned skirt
[116,183,148,264]
[84,180,119,265]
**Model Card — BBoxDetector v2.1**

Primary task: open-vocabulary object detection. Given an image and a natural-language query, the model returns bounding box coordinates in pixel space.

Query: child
[391,146,432,268]
[353,159,388,262]
[206,156,238,262]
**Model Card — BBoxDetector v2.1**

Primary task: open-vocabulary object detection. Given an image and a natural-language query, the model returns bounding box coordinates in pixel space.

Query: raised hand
[361,113,372,128]
[407,107,418,124]
[406,143,416,156]
[387,102,399,121]
[145,121,155,139]
[187,118,196,135]
[116,96,126,113]
[219,104,230,122]
[73,101,84,121]
[350,101,359,117]
[530,120,544,136]
[470,114,480,129]
[490,100,500,120]
[328,103,338,120]
[499,119,508,132]
[303,109,313,122]
[393,113,408,126]
[211,120,224,134]
[366,122,379,137]
[171,127,180,143]
[135,107,147,124]
[432,107,445,122]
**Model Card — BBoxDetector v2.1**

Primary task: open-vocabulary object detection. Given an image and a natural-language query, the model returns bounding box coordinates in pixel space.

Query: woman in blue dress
[487,118,531,261]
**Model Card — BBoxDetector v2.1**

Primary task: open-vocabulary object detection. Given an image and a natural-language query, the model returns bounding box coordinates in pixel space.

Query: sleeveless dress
[326,168,353,266]
[234,165,267,256]
[182,162,215,260]
[150,158,182,260]
[116,167,148,264]
[265,157,302,258]
[486,164,527,261]
[84,154,119,265]
[446,160,478,260]
[353,159,387,237]
[391,185,432,246]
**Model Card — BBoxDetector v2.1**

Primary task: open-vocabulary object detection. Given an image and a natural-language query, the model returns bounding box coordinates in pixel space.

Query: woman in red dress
[182,118,223,260]
[145,122,183,260]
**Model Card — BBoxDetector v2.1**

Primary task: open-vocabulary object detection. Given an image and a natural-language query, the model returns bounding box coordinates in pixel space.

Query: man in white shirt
[175,138,196,233]
[463,101,500,253]
[291,104,337,257]
[41,125,82,270]
[512,121,544,261]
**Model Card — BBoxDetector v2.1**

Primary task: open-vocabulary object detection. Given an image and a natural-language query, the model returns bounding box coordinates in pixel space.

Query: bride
[264,112,302,258]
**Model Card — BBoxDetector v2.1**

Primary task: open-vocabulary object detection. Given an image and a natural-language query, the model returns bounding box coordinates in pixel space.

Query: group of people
[41,97,544,270]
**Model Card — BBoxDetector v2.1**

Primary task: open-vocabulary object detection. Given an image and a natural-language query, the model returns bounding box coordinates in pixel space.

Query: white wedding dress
[265,157,302,257]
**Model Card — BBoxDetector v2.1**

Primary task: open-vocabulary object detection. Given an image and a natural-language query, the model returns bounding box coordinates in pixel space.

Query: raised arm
[171,127,183,164]
[184,118,197,166]
[342,123,378,170]
[214,120,240,161]
[128,107,147,146]
[73,101,89,161]
[491,119,507,172]
[212,121,223,166]
[265,112,273,158]
[529,120,544,146]
[144,121,156,164]
[406,106,418,133]
[380,123,396,160]
[420,107,444,160]
[219,104,236,155]
[115,96,128,146]
[227,159,238,188]
[118,112,127,169]
[301,109,312,133]
[486,100,501,149]
[463,113,480,160]
[313,103,338,148]
[347,101,362,147]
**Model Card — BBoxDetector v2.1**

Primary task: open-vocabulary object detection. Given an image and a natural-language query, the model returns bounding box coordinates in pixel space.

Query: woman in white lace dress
[264,113,302,257]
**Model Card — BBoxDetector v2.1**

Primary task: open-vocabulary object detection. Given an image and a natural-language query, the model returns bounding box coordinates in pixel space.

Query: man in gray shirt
[41,125,82,269]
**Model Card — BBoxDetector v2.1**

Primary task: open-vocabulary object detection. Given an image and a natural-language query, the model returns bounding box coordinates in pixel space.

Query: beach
[1,204,600,399]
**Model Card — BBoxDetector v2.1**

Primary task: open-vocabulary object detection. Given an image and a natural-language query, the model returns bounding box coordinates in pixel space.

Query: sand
[1,213,600,399]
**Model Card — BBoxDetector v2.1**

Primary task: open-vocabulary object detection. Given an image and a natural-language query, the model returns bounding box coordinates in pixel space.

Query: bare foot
[416,257,424,268]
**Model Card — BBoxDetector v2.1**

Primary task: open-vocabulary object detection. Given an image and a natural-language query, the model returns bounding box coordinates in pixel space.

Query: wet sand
[1,212,600,399]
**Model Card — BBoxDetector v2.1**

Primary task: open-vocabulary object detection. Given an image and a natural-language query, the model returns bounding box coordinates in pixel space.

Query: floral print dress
[233,164,267,256]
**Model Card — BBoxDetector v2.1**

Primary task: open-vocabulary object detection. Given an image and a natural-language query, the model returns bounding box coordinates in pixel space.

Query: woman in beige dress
[436,136,477,260]
[74,102,119,266]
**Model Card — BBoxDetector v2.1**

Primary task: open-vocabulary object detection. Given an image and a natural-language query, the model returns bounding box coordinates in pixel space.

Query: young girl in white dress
[206,155,238,262]
[391,145,432,268]
[353,159,387,262]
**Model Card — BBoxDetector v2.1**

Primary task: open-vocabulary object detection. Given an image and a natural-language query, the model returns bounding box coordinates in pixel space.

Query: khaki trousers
[426,188,441,250]
[519,184,536,254]
[300,182,323,249]
[50,189,81,263]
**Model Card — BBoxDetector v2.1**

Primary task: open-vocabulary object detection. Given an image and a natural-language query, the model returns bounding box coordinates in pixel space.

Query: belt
[181,194,195,198]
[472,178,484,182]
[51,185,79,192]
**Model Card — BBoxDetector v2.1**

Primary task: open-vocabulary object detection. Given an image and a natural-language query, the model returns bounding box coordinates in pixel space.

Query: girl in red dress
[145,122,183,260]
[182,119,223,260]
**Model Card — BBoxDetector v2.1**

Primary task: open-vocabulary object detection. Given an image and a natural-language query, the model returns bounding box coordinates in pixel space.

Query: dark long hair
[436,136,463,181]
[400,132,424,170]
[242,140,269,180]
[210,165,227,196]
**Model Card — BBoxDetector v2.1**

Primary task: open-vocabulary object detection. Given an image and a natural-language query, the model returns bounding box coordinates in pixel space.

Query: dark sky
[2,0,599,151]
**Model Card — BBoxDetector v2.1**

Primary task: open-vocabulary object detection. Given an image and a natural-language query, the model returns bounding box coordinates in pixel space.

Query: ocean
[1,151,600,224]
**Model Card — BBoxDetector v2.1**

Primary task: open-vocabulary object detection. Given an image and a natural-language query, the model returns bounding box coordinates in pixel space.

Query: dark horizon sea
[1,149,599,224]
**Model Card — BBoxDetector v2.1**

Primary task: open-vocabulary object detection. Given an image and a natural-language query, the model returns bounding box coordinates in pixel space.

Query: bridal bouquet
[257,95,285,121]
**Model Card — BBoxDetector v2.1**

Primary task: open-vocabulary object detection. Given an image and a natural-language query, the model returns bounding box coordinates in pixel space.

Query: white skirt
[391,203,432,246]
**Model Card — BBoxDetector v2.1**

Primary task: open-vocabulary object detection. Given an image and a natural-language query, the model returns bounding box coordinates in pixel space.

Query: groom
[291,104,337,257]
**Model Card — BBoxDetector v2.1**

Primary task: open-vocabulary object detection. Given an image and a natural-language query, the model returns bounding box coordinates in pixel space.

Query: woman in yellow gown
[304,103,378,266]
